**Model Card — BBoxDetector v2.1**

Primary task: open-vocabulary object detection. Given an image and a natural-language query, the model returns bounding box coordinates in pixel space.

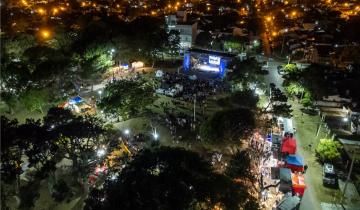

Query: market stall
[285,155,304,172]
[292,173,306,196]
[281,137,297,155]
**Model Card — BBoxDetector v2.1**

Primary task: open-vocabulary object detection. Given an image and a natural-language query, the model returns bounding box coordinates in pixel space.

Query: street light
[97,148,106,157]
[40,29,51,39]
[343,117,349,122]
[98,90,102,98]
[152,129,159,140]
[124,129,130,136]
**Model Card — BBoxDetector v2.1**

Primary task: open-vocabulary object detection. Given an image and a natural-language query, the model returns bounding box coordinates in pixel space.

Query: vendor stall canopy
[69,96,83,105]
[286,155,304,167]
[281,137,297,155]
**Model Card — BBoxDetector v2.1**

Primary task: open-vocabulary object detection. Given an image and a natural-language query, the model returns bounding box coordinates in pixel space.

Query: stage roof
[187,48,237,58]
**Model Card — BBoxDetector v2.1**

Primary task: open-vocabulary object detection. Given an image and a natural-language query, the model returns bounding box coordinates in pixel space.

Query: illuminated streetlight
[40,29,51,39]
[343,117,349,122]
[152,129,159,140]
[38,8,45,15]
[124,129,130,135]
[97,148,106,157]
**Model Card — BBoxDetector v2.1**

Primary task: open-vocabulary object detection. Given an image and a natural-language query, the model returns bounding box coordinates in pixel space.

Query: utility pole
[316,123,322,138]
[341,156,355,203]
[193,94,196,129]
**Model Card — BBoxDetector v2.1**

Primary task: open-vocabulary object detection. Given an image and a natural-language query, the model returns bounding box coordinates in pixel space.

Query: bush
[283,64,298,74]
[315,139,342,163]
[300,91,313,107]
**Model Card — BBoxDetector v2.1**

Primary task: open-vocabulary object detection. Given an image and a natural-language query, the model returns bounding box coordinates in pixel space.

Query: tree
[300,91,313,107]
[167,30,180,56]
[0,116,23,184]
[43,107,106,179]
[225,150,255,182]
[0,91,17,114]
[284,82,305,96]
[200,108,255,142]
[84,146,258,210]
[223,37,245,53]
[98,79,156,119]
[283,64,298,74]
[20,88,50,113]
[0,116,25,210]
[17,119,58,178]
[263,84,292,118]
[194,31,212,48]
[2,33,35,60]
[227,58,265,90]
[217,89,259,110]
[315,139,342,163]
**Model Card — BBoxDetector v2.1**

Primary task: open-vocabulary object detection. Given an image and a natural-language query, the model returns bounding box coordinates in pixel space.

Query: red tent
[281,137,297,154]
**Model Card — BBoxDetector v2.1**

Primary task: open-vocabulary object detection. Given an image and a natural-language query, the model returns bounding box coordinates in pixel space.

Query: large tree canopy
[200,108,255,142]
[98,79,156,119]
[84,146,258,210]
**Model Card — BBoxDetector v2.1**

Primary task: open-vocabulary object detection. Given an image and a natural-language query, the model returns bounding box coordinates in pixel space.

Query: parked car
[277,65,285,75]
[323,163,338,187]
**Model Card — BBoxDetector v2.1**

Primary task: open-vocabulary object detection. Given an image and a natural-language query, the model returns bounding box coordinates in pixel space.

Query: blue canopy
[286,155,304,166]
[69,96,83,104]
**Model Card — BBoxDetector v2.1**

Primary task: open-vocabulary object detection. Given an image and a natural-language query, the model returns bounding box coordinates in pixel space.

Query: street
[264,56,342,210]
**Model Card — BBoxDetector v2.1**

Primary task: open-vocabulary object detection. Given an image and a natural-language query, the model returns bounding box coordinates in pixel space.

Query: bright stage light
[197,64,219,72]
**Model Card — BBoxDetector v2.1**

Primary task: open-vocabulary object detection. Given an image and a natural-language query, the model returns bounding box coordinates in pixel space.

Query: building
[165,14,198,50]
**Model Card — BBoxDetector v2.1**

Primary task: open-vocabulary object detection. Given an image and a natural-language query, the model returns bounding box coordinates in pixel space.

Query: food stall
[285,155,304,172]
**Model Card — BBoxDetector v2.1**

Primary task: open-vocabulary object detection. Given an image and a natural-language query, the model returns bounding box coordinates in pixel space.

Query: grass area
[0,102,50,123]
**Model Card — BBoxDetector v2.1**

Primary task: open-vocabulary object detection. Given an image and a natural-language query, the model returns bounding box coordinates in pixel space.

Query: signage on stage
[209,56,221,65]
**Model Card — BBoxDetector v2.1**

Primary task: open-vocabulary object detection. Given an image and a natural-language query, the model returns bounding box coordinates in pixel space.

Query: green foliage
[82,44,114,74]
[300,91,313,107]
[0,92,17,114]
[84,146,259,210]
[98,79,156,119]
[225,150,254,182]
[284,82,305,96]
[283,64,298,74]
[20,88,49,113]
[223,37,245,53]
[315,139,342,163]
[0,116,23,183]
[43,107,106,178]
[227,58,265,89]
[264,85,293,118]
[2,34,35,60]
[217,89,259,109]
[200,108,255,142]
[167,30,180,56]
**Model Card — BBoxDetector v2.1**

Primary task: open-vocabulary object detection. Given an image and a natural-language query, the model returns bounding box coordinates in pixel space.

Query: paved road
[263,56,327,210]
